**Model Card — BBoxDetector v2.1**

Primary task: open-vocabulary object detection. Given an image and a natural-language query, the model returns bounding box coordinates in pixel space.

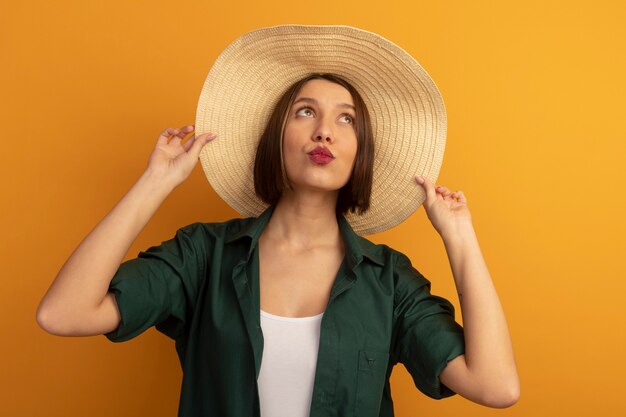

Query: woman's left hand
[415,175,473,239]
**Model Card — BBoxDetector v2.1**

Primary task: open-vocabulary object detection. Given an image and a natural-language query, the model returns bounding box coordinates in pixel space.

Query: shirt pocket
[354,349,389,416]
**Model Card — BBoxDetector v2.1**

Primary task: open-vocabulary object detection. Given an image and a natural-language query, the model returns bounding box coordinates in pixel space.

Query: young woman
[37,26,519,417]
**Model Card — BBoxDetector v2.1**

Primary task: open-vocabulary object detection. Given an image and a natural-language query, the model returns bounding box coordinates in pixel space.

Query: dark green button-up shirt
[105,206,465,416]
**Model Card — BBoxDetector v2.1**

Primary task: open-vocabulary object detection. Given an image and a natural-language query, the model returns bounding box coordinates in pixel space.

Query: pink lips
[307,146,335,165]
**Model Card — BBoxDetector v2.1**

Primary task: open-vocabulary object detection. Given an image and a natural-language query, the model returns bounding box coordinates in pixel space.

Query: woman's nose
[313,119,333,143]
[313,133,332,143]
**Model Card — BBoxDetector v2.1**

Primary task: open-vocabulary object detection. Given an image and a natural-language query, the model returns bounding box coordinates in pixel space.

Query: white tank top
[257,308,324,417]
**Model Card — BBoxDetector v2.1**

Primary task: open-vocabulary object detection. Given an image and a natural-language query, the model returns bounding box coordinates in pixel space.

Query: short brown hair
[254,73,374,216]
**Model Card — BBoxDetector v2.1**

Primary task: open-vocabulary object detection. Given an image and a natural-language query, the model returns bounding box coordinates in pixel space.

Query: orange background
[2,0,625,415]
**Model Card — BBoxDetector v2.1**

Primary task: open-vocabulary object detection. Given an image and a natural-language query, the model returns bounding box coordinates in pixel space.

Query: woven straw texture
[196,25,446,235]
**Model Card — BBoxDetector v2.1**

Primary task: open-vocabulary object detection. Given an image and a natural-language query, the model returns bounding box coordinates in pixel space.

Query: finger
[179,125,197,150]
[189,133,217,158]
[170,125,195,146]
[182,131,213,152]
[157,127,180,145]
[176,125,194,138]
[182,135,196,152]
[415,175,437,202]
[455,190,467,204]
[436,185,452,197]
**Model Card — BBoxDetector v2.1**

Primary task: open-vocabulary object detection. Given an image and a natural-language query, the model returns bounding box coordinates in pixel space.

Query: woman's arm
[36,126,215,336]
[414,176,520,408]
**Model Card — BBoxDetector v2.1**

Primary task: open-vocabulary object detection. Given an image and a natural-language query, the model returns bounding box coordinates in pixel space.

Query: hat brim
[196,25,446,235]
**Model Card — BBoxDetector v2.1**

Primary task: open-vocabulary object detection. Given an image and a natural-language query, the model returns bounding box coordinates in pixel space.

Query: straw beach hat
[195,25,447,235]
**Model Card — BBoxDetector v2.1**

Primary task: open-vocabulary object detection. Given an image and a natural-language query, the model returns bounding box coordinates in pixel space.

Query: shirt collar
[225,205,384,270]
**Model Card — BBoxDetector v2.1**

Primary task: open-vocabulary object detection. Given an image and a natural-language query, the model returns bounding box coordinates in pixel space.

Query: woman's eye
[296,107,314,117]
[340,115,354,124]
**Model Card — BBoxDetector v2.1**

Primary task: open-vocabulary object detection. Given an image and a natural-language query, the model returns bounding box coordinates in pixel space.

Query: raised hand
[146,125,216,188]
[415,175,473,239]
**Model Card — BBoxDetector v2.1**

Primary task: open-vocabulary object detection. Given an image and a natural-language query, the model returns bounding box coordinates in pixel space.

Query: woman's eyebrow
[292,97,355,111]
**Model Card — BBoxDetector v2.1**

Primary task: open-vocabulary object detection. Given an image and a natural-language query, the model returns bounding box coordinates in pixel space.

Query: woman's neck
[262,190,341,249]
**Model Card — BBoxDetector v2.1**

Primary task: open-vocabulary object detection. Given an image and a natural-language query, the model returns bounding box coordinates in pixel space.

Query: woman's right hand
[146,125,217,188]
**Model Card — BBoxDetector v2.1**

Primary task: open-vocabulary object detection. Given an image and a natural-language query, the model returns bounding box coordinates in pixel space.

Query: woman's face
[282,79,358,195]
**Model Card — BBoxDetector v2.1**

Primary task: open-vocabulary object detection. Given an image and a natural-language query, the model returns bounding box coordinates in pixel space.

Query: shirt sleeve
[104,224,206,343]
[392,251,465,399]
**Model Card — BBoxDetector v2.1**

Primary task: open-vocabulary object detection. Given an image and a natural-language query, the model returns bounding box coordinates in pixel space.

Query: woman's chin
[284,181,345,197]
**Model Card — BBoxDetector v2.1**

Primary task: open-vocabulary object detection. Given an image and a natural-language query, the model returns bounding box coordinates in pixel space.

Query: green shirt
[105,206,465,416]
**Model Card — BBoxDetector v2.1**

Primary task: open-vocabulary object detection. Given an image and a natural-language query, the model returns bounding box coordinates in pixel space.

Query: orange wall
[2,0,625,415]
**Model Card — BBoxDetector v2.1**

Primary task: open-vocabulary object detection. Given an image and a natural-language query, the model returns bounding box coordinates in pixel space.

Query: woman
[37,26,519,416]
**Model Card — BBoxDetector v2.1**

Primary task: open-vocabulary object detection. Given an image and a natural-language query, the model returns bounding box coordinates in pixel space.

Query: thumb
[190,133,217,159]
[415,175,436,203]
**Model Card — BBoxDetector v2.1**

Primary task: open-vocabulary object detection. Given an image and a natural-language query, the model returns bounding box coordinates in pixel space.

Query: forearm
[442,223,519,397]
[37,169,175,326]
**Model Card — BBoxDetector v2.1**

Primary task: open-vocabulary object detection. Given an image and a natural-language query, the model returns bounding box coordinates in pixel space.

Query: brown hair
[253,73,374,216]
